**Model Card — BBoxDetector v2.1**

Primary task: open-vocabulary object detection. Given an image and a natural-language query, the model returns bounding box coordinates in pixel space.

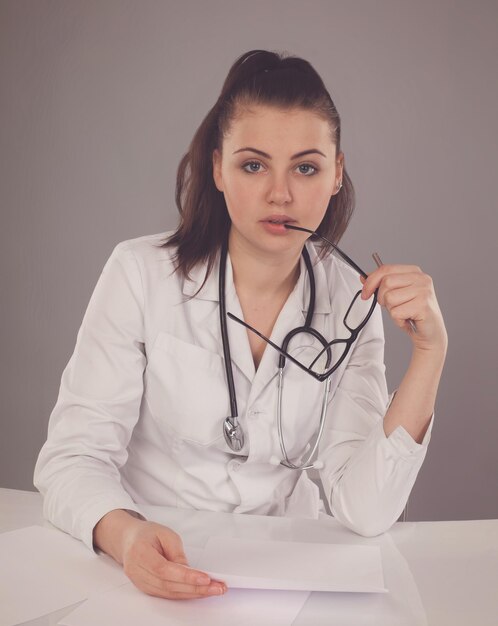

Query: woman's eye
[297,163,318,176]
[241,161,318,175]
[242,161,263,173]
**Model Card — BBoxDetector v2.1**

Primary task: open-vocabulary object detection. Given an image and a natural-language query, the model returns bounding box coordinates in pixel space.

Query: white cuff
[384,389,435,455]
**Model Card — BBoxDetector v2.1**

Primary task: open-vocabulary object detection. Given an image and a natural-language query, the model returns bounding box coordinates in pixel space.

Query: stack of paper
[192,536,387,593]
[0,525,391,626]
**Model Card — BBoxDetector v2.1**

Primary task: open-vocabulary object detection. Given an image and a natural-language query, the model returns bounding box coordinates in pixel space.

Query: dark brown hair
[162,49,355,282]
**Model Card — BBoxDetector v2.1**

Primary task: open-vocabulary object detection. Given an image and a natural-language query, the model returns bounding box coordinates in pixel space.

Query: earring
[336,180,343,191]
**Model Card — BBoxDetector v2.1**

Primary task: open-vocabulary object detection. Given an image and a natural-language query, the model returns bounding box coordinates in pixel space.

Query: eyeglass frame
[226,224,379,383]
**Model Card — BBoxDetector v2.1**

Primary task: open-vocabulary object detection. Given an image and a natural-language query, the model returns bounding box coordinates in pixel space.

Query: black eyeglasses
[227,224,379,382]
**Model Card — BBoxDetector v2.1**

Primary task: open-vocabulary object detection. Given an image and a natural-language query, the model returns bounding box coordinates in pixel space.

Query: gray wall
[1,0,497,521]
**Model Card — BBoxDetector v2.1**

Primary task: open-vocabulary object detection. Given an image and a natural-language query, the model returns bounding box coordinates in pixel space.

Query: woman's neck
[228,230,302,300]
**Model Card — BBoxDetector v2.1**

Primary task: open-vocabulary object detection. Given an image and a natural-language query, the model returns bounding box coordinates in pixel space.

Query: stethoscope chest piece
[223,416,245,452]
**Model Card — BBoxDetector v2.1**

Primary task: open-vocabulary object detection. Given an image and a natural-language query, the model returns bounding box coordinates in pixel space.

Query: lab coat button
[248,407,261,420]
[172,439,184,452]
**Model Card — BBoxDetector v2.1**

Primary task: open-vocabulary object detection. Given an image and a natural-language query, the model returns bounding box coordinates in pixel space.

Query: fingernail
[208,585,224,595]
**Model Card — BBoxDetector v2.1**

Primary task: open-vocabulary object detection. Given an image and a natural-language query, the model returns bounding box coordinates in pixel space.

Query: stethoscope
[219,238,333,470]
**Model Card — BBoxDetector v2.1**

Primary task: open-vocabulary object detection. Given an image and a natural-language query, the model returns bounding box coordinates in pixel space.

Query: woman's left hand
[360,264,448,355]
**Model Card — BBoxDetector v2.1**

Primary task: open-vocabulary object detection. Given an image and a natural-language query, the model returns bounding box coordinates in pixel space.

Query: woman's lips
[261,214,296,224]
[259,215,297,235]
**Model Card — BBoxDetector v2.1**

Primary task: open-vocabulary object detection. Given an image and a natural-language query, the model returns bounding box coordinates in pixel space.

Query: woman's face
[212,103,343,258]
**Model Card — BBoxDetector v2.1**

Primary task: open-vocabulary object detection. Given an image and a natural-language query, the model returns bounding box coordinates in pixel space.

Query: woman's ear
[331,151,345,196]
[212,149,223,192]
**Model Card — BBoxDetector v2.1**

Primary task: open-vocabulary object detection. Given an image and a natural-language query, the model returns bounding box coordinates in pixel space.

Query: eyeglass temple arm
[284,223,368,279]
[227,312,329,380]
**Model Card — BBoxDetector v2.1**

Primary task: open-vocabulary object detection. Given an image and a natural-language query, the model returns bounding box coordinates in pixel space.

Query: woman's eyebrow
[232,147,327,159]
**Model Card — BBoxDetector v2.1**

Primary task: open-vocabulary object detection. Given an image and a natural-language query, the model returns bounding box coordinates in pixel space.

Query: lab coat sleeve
[318,304,434,537]
[33,241,147,551]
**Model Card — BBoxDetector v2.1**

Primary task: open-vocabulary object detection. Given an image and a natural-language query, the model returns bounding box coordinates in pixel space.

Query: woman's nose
[266,173,292,205]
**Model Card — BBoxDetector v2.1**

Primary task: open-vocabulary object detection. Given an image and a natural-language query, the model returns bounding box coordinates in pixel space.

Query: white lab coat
[34,231,433,552]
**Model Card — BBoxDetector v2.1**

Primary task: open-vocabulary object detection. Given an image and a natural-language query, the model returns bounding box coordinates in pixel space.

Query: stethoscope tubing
[277,368,332,470]
[219,238,333,468]
[219,241,239,423]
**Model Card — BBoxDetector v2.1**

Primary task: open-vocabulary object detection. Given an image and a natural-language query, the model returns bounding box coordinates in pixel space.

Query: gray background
[1,0,497,521]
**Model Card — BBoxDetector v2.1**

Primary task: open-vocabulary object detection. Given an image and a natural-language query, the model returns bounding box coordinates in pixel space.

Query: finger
[148,525,189,565]
[160,579,227,597]
[377,285,419,309]
[373,263,422,275]
[155,528,189,565]
[362,266,423,299]
[133,562,226,599]
[140,585,226,601]
[388,301,424,330]
[140,543,227,592]
[132,571,226,600]
[130,540,212,587]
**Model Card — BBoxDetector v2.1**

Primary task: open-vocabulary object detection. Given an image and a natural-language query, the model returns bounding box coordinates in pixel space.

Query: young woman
[34,49,448,600]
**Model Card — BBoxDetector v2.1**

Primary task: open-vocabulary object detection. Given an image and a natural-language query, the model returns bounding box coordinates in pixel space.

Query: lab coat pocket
[145,332,228,446]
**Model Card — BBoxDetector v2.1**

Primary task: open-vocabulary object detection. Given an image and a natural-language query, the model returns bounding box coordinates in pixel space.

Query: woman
[34,49,448,600]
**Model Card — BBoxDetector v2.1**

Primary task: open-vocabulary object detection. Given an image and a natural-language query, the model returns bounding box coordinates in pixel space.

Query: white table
[1,488,497,625]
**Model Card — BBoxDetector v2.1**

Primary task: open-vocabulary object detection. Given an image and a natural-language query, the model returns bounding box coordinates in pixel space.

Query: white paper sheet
[0,525,128,626]
[291,533,427,625]
[194,536,387,593]
[58,583,310,626]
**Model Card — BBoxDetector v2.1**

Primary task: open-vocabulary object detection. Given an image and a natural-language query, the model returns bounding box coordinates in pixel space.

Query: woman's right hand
[93,509,227,600]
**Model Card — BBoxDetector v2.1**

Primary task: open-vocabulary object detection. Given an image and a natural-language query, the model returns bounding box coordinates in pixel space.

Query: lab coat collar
[181,253,220,302]
[180,242,333,386]
[181,251,256,382]
[181,241,333,316]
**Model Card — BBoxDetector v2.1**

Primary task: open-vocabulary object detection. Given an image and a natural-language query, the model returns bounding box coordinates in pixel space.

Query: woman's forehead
[224,104,334,148]
[230,102,326,125]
